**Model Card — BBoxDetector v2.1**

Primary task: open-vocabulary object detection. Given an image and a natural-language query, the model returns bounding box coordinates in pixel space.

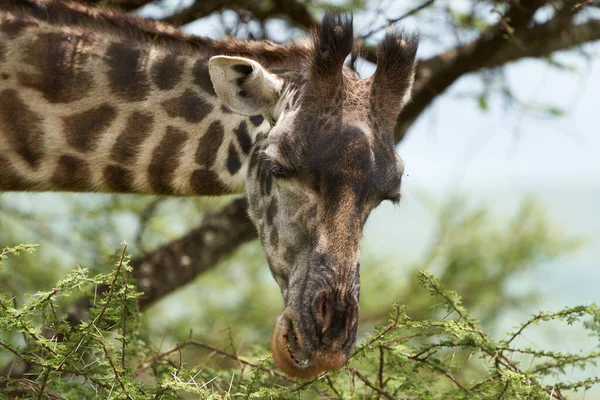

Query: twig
[227,328,244,372]
[135,198,163,253]
[420,273,487,343]
[134,339,293,382]
[325,375,341,398]
[408,354,467,393]
[378,346,385,391]
[573,0,594,11]
[349,367,399,400]
[0,378,69,400]
[55,244,129,372]
[360,0,435,40]
[350,304,403,361]
[506,312,544,344]
[98,331,134,400]
[121,262,129,370]
[469,374,497,392]
[36,369,50,400]
[497,381,509,399]
[0,339,31,361]
[93,242,128,326]
[5,289,61,358]
[0,338,110,390]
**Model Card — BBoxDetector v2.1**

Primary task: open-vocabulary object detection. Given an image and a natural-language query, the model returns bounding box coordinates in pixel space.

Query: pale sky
[399,52,600,191]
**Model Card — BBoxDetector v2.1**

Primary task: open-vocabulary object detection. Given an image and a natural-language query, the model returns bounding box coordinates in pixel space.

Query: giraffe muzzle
[271,292,357,379]
[271,312,347,378]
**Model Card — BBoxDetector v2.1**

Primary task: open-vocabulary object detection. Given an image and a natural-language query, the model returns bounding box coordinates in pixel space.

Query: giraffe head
[209,13,418,378]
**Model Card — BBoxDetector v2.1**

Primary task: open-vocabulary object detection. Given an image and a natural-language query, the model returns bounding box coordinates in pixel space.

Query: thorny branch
[349,367,400,400]
[92,242,128,326]
[98,331,134,400]
[407,352,468,393]
[1,251,598,398]
[134,339,293,382]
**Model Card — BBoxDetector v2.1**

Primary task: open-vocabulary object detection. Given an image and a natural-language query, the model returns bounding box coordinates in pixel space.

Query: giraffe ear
[208,56,283,116]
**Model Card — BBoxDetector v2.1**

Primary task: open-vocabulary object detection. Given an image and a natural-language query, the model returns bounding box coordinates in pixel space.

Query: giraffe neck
[0,0,308,196]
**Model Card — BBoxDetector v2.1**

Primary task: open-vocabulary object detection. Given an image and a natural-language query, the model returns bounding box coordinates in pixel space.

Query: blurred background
[1,0,599,398]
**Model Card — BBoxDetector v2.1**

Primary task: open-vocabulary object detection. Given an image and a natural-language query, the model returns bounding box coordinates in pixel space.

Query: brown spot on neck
[0,156,31,191]
[18,32,93,103]
[195,121,224,168]
[151,53,184,91]
[189,169,229,195]
[62,104,117,152]
[161,89,213,123]
[0,41,6,62]
[234,121,252,155]
[103,165,135,193]
[270,226,279,248]
[0,89,45,168]
[249,115,265,127]
[148,126,188,194]
[51,155,93,191]
[193,58,216,96]
[106,42,150,102]
[110,110,153,164]
[260,168,273,196]
[265,198,278,226]
[226,143,241,175]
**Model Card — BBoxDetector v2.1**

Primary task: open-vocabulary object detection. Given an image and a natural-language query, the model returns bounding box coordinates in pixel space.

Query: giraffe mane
[1,0,314,68]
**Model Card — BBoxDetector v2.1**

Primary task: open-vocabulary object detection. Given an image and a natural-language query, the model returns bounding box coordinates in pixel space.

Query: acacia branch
[163,0,237,26]
[60,197,255,329]
[134,339,293,381]
[132,197,255,309]
[164,0,317,28]
[349,367,400,400]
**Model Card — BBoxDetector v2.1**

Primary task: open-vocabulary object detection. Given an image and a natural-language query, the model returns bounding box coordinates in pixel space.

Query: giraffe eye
[259,152,292,179]
[266,160,291,179]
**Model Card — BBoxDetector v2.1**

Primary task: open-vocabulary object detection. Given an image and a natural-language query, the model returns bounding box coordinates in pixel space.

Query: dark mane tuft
[346,38,361,73]
[1,0,313,68]
[312,12,354,75]
[375,29,419,93]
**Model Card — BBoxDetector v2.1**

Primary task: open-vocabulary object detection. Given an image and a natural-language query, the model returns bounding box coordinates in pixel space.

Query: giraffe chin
[271,314,347,379]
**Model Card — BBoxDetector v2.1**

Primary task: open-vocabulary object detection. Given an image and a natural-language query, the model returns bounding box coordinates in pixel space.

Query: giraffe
[0,0,418,378]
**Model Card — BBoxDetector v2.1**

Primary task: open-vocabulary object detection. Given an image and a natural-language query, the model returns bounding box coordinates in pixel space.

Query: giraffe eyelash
[384,194,401,204]
[258,151,293,179]
[268,162,289,178]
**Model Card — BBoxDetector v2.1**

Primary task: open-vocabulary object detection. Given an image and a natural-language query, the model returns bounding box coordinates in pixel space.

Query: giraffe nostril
[313,290,359,345]
[313,291,331,333]
[347,296,359,331]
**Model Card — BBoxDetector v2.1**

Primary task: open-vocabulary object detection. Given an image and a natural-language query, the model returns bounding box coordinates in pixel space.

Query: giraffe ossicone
[0,0,418,378]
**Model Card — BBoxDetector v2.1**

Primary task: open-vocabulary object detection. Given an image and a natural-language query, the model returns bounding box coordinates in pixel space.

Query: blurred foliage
[1,194,598,398]
[0,245,598,399]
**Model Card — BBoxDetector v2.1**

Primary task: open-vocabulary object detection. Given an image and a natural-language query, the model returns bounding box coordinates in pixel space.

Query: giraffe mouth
[271,311,347,378]
[284,318,310,368]
[271,313,313,377]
